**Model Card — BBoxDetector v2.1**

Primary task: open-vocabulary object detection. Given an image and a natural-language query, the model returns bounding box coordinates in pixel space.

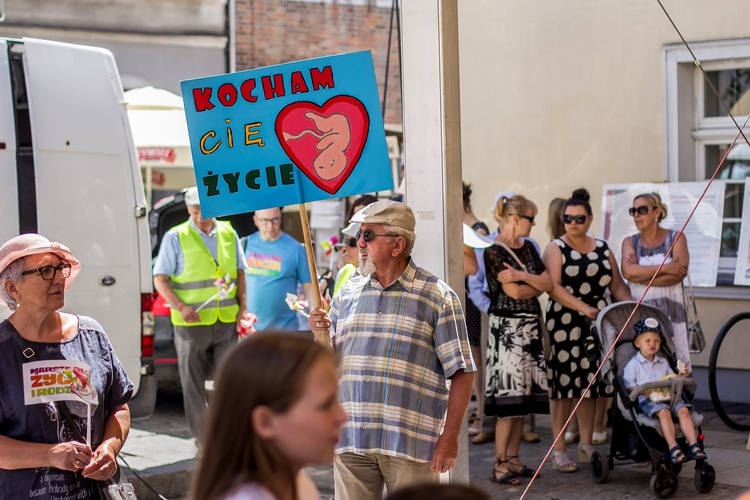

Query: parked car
[148,188,256,390]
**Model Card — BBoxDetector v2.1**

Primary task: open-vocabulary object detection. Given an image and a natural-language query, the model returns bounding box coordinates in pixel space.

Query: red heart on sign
[275,96,369,194]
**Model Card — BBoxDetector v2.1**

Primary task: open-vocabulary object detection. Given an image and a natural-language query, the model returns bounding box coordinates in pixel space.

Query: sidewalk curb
[124,459,195,499]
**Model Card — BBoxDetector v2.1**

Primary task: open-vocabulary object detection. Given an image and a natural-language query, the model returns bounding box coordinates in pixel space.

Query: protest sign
[23,359,98,406]
[180,51,394,218]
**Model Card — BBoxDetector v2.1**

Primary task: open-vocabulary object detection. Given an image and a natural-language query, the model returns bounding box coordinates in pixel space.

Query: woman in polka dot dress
[542,188,632,472]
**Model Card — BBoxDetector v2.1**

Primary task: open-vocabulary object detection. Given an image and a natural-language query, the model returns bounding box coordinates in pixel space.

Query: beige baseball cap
[350,200,416,231]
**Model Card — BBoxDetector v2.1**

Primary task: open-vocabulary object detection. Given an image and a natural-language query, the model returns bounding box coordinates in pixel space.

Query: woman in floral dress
[484,195,551,486]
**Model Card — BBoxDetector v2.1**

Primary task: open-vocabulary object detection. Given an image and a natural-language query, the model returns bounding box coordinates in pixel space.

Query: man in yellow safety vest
[153,187,247,441]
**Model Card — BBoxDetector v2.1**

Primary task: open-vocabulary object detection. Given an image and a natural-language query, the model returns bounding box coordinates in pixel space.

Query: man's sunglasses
[562,214,588,225]
[21,263,72,281]
[355,229,397,243]
[628,206,654,217]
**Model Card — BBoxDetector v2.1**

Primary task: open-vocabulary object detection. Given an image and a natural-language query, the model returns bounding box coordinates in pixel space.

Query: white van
[0,37,157,418]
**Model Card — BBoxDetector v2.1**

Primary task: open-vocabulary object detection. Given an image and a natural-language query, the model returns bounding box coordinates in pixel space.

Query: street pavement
[122,392,750,499]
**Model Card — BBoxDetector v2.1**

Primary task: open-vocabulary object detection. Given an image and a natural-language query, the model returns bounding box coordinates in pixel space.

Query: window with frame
[665,40,750,290]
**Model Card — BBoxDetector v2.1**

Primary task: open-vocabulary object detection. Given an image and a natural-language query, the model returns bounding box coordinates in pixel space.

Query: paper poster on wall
[600,182,725,287]
[733,178,750,285]
[180,51,393,218]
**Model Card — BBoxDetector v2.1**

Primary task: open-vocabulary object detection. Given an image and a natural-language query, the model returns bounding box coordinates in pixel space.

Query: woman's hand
[581,305,599,320]
[665,259,688,279]
[497,263,523,284]
[82,443,118,481]
[47,441,92,472]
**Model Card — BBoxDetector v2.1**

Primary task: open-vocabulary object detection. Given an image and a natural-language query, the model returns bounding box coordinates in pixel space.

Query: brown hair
[462,182,473,213]
[493,194,537,224]
[565,187,593,215]
[634,192,668,222]
[190,332,338,500]
[547,197,567,239]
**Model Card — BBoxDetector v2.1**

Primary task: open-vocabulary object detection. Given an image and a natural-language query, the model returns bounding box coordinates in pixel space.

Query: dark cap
[633,317,663,345]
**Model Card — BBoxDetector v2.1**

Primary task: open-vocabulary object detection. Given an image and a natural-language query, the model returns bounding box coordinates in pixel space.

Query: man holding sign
[309,201,475,500]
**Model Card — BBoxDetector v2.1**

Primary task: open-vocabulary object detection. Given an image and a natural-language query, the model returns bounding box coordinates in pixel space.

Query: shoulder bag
[682,273,706,354]
[7,326,137,500]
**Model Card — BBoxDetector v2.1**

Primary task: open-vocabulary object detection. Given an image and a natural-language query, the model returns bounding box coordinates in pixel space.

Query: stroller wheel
[694,463,716,493]
[650,469,679,498]
[590,451,609,483]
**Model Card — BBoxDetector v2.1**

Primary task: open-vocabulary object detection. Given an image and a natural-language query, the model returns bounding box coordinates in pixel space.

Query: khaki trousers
[333,452,438,500]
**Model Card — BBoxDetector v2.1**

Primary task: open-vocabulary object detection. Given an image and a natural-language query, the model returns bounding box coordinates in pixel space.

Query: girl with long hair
[191,332,347,499]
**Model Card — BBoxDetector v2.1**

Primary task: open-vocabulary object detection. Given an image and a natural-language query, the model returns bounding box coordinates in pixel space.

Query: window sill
[694,285,750,300]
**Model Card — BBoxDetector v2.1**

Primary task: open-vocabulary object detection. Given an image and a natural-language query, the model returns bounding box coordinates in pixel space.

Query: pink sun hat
[0,234,81,290]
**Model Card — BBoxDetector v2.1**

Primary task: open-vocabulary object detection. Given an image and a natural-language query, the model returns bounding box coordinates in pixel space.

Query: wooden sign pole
[298,203,323,310]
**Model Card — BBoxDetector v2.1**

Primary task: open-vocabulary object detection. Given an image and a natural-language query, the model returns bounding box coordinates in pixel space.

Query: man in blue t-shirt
[244,207,314,331]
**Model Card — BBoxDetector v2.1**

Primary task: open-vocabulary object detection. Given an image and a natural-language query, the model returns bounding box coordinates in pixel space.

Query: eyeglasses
[21,263,72,281]
[344,237,357,248]
[355,229,397,243]
[562,214,588,225]
[516,214,535,224]
[628,206,654,217]
[257,217,281,226]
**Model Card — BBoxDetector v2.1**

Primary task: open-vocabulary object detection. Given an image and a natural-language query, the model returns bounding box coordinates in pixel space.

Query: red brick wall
[235,0,403,125]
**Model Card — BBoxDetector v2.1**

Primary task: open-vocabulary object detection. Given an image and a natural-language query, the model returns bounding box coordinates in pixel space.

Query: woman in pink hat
[0,234,133,499]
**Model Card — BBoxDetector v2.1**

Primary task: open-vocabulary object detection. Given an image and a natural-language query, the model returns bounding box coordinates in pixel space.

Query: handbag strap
[493,240,528,273]
[682,273,698,319]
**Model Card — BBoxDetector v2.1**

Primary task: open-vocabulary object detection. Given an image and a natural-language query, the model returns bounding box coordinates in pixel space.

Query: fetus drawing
[283,111,351,180]
[276,96,370,195]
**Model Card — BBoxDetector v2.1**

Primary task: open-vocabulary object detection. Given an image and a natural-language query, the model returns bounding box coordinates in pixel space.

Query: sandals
[507,456,538,477]
[491,458,521,485]
[551,451,578,473]
[592,431,607,445]
[578,444,595,464]
[688,443,707,460]
[564,431,580,444]
[669,445,687,464]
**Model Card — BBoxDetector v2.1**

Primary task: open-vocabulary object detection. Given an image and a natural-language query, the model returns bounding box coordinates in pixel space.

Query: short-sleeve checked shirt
[329,258,476,462]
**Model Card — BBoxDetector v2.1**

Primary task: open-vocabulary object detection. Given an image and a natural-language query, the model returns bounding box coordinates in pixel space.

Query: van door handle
[99,276,116,286]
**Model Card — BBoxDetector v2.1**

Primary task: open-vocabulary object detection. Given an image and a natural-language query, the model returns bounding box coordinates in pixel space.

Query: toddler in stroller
[590,301,715,498]
[623,317,706,464]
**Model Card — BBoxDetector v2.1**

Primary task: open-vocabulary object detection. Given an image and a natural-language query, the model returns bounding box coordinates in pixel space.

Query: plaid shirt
[329,258,475,462]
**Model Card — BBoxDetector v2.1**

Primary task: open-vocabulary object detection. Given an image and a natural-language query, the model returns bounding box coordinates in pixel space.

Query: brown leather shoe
[471,432,495,445]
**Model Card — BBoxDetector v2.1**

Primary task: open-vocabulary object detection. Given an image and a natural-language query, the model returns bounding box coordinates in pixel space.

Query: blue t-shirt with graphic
[244,232,311,331]
[0,316,133,499]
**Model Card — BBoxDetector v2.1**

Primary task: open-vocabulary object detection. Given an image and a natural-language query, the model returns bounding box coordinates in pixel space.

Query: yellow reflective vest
[170,220,239,326]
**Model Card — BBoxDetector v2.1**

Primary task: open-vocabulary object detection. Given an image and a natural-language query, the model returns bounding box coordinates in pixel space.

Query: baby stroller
[587,301,716,498]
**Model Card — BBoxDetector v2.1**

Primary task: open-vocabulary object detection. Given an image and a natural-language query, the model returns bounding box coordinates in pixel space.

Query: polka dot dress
[546,238,614,399]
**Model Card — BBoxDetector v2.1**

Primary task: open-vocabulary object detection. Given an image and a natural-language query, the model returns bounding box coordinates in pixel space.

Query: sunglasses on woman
[628,206,654,217]
[21,263,72,281]
[562,214,588,225]
[343,237,357,248]
[355,229,397,243]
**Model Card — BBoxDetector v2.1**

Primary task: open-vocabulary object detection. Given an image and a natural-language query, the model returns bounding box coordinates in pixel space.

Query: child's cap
[633,317,663,346]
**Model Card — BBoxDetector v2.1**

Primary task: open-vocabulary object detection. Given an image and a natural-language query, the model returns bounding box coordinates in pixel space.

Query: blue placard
[180,51,394,218]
